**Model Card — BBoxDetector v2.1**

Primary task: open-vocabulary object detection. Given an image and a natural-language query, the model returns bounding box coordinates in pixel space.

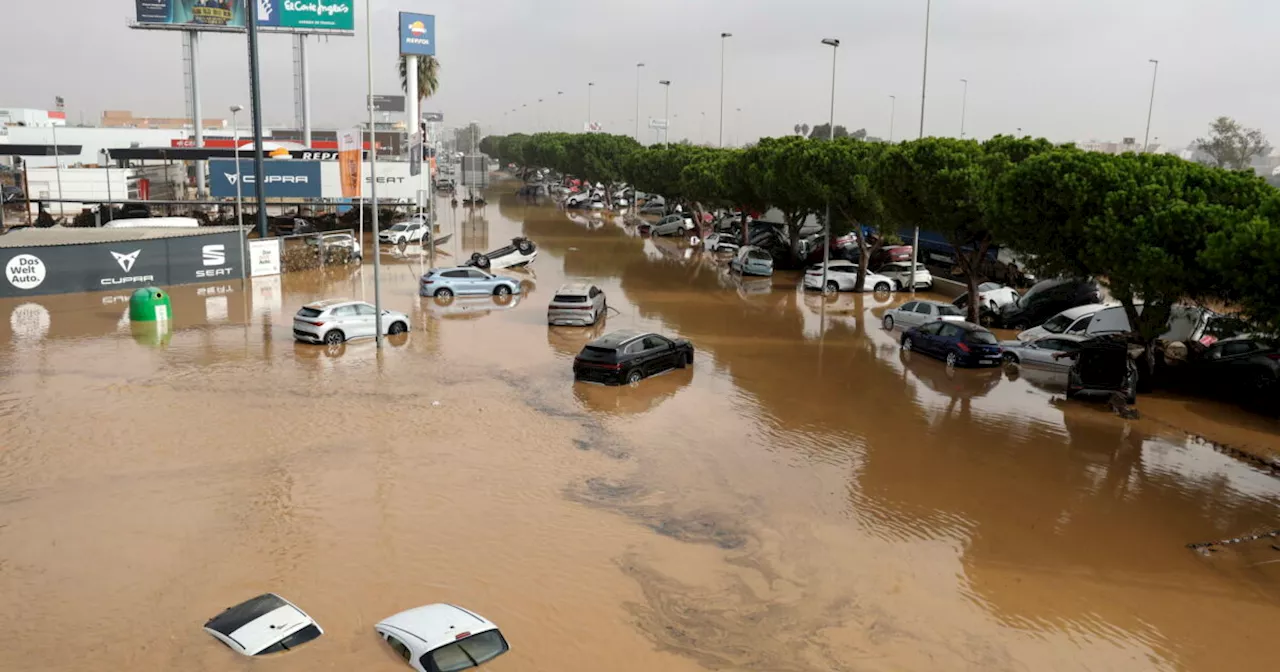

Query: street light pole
[364,0,383,347]
[587,82,594,130]
[230,105,246,282]
[1144,59,1159,153]
[889,95,896,143]
[820,39,839,295]
[659,80,671,148]
[912,0,931,296]
[557,91,564,132]
[960,78,968,138]
[719,33,732,147]
[635,63,645,142]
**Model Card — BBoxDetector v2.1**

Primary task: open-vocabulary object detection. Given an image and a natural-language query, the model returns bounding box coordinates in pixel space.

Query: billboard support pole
[367,0,383,348]
[294,34,313,148]
[246,0,269,238]
[188,31,207,199]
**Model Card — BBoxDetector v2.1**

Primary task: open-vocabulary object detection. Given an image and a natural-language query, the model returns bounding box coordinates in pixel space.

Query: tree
[793,124,803,136]
[398,55,440,104]
[1202,195,1280,334]
[878,136,1053,322]
[813,139,892,291]
[1194,116,1271,170]
[736,136,826,264]
[808,123,849,140]
[801,123,810,137]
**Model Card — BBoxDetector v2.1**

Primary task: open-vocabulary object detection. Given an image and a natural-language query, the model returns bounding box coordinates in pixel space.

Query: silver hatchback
[548,283,606,326]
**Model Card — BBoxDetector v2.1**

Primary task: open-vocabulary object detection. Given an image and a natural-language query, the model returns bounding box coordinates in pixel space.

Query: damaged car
[204,593,323,656]
[376,604,510,672]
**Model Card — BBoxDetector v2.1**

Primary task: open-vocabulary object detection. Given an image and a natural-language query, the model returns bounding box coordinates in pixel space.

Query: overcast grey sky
[8,0,1278,148]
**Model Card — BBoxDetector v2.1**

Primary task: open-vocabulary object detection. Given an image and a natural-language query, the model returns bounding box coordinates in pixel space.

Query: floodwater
[2,185,1280,672]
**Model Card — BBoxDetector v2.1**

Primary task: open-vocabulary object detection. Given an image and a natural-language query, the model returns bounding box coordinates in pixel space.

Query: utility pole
[245,0,269,238]
[719,33,732,147]
[1144,59,1160,153]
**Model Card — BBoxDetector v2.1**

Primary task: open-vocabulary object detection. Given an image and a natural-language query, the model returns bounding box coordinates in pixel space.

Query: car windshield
[966,331,999,345]
[978,282,1001,291]
[389,224,408,231]
[937,305,964,317]
[427,631,509,672]
[297,307,323,318]
[1041,313,1073,334]
[747,250,772,261]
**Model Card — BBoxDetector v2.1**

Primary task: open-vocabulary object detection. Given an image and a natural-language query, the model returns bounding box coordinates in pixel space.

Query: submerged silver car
[548,283,607,326]
[728,245,774,277]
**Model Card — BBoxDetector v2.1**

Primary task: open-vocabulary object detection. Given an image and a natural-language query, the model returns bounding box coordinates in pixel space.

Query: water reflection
[573,368,693,416]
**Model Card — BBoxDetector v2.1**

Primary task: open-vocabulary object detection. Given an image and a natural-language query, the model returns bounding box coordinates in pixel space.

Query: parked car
[1179,335,1280,399]
[729,245,774,277]
[991,277,1102,330]
[998,333,1088,369]
[878,262,933,291]
[272,217,316,236]
[982,248,1038,287]
[869,245,914,268]
[376,604,510,672]
[420,266,522,299]
[881,299,966,331]
[293,300,410,345]
[204,593,323,656]
[305,232,363,263]
[803,260,893,293]
[952,281,1020,315]
[1016,303,1107,342]
[380,219,430,246]
[638,197,667,214]
[548,283,607,326]
[642,213,695,236]
[464,237,538,270]
[1084,303,1223,344]
[573,330,694,385]
[1058,335,1138,404]
[901,321,1004,368]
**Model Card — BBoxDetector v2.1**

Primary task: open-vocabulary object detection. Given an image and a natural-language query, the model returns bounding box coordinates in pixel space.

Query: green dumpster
[129,287,171,323]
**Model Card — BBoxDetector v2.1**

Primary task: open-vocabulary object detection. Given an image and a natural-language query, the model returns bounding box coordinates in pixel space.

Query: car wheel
[979,310,998,328]
[627,370,644,385]
[902,337,913,352]
[825,280,839,294]
[324,330,345,345]
[494,284,512,297]
[1002,352,1019,364]
[685,350,694,365]
[946,352,958,367]
[388,321,407,335]
[434,287,454,299]
[874,282,891,293]
[883,315,895,330]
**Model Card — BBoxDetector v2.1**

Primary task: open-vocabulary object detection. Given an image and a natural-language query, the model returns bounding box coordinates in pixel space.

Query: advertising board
[134,0,355,33]
[209,159,322,198]
[369,95,406,113]
[1,232,245,299]
[337,128,362,198]
[399,12,436,56]
[248,239,282,277]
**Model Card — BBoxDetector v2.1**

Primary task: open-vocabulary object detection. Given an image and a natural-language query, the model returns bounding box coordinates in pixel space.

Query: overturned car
[464,237,538,270]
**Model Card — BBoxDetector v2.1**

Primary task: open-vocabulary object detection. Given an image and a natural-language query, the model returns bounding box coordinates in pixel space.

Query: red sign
[168,138,354,150]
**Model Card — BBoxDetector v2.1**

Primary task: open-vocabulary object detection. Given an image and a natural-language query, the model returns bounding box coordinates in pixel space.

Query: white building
[3,126,190,168]
[0,107,67,128]
[1078,138,1164,155]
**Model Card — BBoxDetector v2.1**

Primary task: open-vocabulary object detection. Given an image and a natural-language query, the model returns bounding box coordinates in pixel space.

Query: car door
[935,323,966,357]
[643,335,677,371]
[351,303,378,338]
[913,321,945,354]
[467,269,492,295]
[913,302,936,327]
[621,339,647,376]
[1200,340,1260,391]
[896,302,919,327]
[1023,338,1064,368]
[328,305,360,338]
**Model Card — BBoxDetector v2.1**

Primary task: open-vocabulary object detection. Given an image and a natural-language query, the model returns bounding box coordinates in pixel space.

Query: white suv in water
[293,299,410,345]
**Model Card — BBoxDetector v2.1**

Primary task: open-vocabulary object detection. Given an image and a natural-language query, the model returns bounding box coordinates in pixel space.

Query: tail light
[302,320,325,327]
[956,342,971,353]
[1267,353,1280,361]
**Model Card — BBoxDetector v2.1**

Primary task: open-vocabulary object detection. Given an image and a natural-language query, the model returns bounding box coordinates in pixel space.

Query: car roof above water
[554,283,594,296]
[376,604,498,653]
[588,329,648,348]
[304,298,356,310]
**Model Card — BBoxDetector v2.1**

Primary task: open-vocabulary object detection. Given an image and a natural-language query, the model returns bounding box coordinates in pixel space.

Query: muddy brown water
[2,186,1280,671]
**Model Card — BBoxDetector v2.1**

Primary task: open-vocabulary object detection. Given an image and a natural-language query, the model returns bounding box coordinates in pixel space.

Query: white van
[1084,303,1219,342]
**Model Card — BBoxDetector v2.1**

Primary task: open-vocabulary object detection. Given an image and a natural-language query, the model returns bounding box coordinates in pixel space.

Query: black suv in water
[573,330,694,385]
[992,277,1102,330]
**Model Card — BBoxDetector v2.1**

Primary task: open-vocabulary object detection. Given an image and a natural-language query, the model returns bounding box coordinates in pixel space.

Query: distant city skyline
[6,0,1279,148]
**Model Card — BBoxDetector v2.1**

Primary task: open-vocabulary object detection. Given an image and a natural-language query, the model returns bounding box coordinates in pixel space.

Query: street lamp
[719,33,732,147]
[820,38,839,295]
[557,91,564,132]
[960,78,968,138]
[913,0,932,296]
[635,63,645,142]
[230,104,247,282]
[889,95,896,143]
[658,80,671,147]
[587,82,595,130]
[1144,59,1159,153]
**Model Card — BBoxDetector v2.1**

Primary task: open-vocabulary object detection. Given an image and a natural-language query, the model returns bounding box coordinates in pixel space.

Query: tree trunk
[786,211,803,266]
[956,239,991,324]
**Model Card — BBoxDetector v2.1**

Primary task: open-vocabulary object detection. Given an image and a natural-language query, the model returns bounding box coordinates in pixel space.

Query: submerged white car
[376,604,510,672]
[877,262,933,291]
[293,299,410,345]
[204,593,323,656]
[803,260,893,293]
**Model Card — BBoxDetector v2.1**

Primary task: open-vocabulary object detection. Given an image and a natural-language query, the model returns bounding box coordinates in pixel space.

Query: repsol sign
[0,232,245,299]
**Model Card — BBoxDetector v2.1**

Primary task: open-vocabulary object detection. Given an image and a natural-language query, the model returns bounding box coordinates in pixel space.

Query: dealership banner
[399,12,435,56]
[210,159,322,198]
[135,0,354,33]
[248,239,282,277]
[337,128,362,198]
[2,232,245,299]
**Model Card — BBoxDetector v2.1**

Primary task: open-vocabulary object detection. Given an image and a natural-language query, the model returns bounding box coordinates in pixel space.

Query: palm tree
[794,123,802,136]
[398,54,440,103]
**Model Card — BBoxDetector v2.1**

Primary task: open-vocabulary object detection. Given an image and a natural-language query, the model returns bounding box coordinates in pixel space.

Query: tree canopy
[1194,116,1271,170]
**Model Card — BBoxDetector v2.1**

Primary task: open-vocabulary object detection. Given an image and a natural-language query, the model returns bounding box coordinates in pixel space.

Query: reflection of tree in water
[852,397,1280,667]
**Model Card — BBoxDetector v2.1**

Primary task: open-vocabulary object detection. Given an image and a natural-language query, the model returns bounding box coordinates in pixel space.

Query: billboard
[399,13,435,56]
[134,0,355,33]
[1,232,245,298]
[337,128,362,198]
[209,159,322,198]
[369,95,405,113]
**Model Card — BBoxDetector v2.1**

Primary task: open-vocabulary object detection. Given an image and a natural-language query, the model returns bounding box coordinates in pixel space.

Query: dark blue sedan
[901,320,1003,367]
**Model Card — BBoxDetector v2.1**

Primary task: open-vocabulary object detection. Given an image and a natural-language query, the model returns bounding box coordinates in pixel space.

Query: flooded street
[2,184,1280,671]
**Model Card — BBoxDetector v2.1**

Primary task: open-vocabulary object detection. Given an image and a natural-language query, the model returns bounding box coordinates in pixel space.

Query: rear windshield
[937,305,964,317]
[966,331,999,345]
[427,630,509,672]
[257,624,322,655]
[747,250,772,260]
[297,307,323,318]
[553,294,589,303]
[582,345,617,358]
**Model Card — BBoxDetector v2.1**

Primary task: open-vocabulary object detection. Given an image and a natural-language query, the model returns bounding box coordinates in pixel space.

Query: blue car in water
[901,320,1003,367]
[420,266,523,299]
